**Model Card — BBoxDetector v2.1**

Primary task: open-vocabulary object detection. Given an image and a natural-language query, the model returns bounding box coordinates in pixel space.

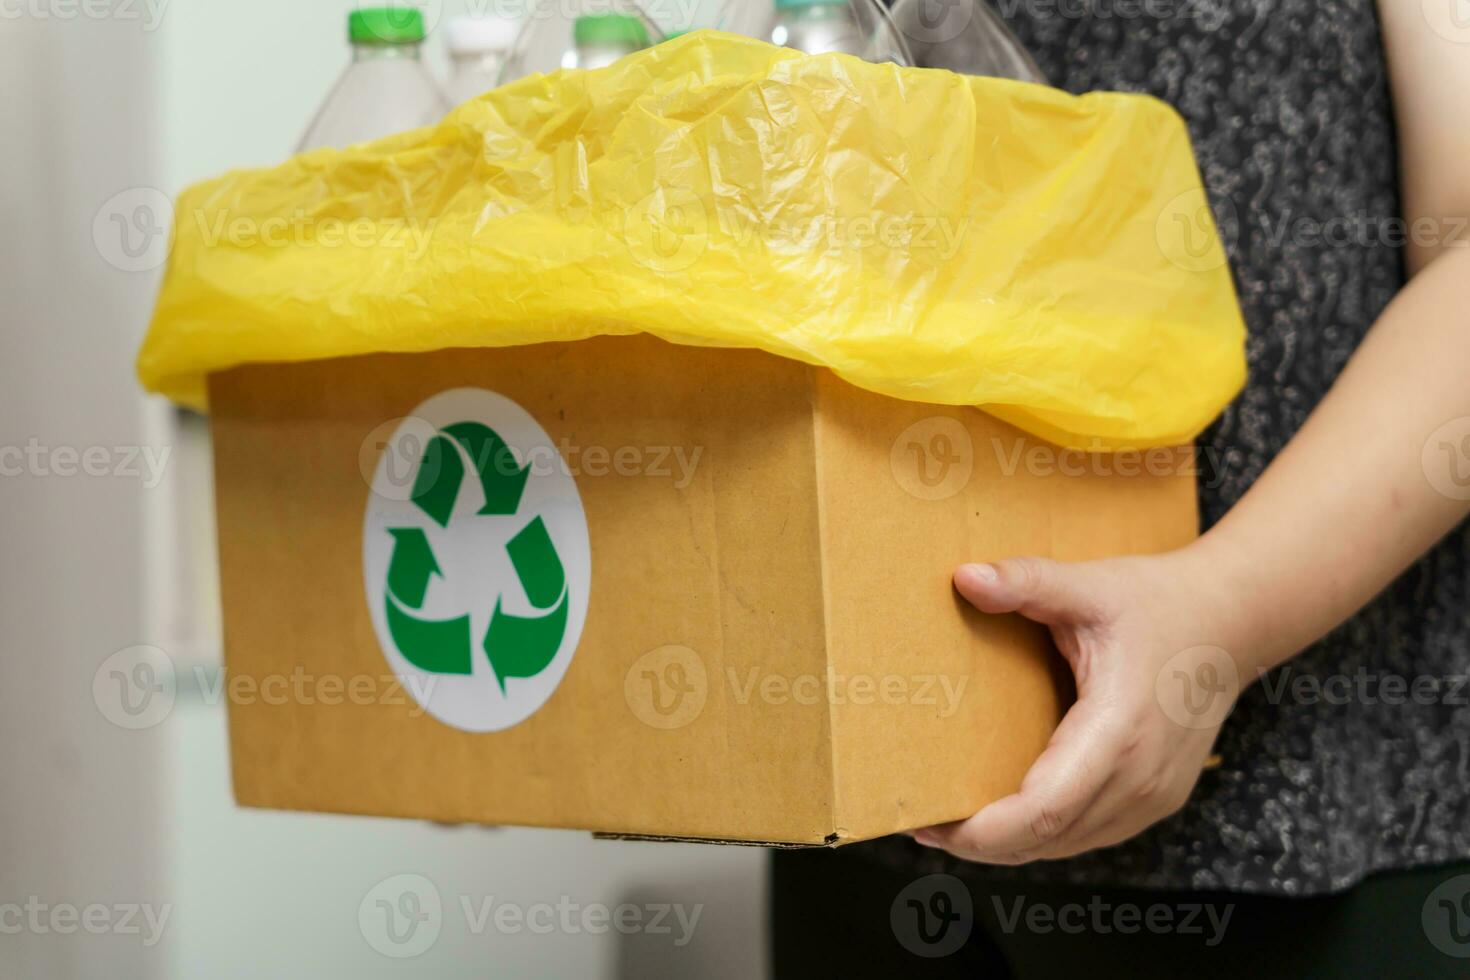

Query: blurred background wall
[0,3,766,976]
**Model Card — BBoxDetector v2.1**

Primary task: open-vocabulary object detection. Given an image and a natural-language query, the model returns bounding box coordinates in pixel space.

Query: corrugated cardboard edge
[593,832,843,848]
[803,363,849,845]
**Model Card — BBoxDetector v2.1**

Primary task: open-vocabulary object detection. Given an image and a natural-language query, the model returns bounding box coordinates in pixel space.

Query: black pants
[771,846,1470,978]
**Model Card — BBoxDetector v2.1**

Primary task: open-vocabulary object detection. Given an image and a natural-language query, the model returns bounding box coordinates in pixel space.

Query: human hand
[912,547,1254,864]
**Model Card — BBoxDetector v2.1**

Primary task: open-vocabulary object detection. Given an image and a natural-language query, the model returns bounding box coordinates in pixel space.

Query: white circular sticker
[363,388,591,732]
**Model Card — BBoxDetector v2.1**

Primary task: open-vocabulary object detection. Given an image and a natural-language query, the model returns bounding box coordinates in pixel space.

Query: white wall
[165,691,765,978]
[0,10,166,979]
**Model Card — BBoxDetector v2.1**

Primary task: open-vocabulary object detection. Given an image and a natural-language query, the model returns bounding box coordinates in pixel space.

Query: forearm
[1187,247,1470,676]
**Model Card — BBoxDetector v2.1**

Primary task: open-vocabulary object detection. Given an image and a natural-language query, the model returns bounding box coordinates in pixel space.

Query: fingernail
[961,563,998,584]
[912,830,937,847]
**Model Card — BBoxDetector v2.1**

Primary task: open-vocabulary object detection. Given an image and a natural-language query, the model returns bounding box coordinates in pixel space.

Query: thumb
[954,557,1099,625]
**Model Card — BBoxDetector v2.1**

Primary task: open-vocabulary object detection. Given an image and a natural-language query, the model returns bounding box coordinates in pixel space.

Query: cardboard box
[208,334,1196,846]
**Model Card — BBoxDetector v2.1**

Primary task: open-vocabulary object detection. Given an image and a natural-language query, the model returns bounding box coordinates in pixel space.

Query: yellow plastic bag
[137,31,1245,450]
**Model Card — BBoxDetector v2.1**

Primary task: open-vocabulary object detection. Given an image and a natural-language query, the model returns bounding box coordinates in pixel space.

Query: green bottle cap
[349,7,427,45]
[572,13,650,48]
[774,0,848,10]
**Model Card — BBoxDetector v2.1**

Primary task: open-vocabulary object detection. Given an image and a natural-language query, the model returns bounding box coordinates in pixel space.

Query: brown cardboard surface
[811,373,1196,841]
[209,334,1197,844]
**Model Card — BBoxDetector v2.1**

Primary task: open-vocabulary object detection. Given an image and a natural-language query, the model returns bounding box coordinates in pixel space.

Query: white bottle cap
[446,15,521,55]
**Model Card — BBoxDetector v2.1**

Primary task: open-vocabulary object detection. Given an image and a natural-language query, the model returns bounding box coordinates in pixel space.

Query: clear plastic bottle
[767,0,865,55]
[567,13,651,70]
[498,1,661,82]
[734,0,909,63]
[297,8,450,153]
[444,14,521,104]
[887,0,1046,83]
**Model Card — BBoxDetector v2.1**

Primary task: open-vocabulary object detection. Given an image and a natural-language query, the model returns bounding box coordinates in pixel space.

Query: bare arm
[1378,0,1470,277]
[1203,248,1470,680]
[1191,0,1470,676]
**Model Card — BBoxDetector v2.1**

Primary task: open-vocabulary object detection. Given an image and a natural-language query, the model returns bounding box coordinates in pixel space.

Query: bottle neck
[351,42,423,62]
[450,50,506,75]
[777,4,851,23]
[575,42,637,70]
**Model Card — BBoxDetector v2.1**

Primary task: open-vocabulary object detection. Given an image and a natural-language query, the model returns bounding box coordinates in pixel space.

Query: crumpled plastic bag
[137,31,1245,450]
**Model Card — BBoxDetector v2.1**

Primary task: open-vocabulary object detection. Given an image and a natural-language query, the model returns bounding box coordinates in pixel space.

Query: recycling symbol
[363,389,590,732]
[385,419,571,687]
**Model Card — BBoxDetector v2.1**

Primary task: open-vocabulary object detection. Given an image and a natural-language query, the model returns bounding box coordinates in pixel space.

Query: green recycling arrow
[410,423,530,527]
[410,434,464,528]
[484,516,568,692]
[385,590,473,675]
[386,527,439,608]
[383,525,474,674]
[444,421,530,517]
